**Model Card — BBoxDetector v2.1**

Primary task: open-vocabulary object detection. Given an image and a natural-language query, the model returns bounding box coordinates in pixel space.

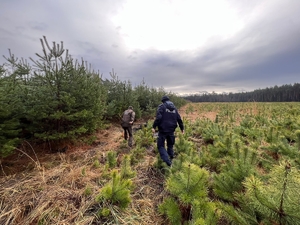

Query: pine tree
[213,143,257,202]
[160,163,215,224]
[158,197,182,225]
[0,62,22,157]
[104,70,139,119]
[15,36,107,147]
[243,160,300,224]
[96,169,133,209]
[120,155,136,179]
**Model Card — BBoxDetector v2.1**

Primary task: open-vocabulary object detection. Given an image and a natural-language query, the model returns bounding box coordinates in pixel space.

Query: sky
[1,0,300,95]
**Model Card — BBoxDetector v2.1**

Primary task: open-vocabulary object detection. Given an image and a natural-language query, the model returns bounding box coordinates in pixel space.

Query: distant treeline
[184,83,300,102]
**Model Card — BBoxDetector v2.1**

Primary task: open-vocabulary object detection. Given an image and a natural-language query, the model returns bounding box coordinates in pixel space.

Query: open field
[1,102,300,224]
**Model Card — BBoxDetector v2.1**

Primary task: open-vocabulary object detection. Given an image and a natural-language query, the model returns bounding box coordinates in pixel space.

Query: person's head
[161,96,170,103]
[128,106,133,110]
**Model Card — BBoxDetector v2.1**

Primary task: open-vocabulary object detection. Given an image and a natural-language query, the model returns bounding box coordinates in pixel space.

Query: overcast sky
[1,0,300,95]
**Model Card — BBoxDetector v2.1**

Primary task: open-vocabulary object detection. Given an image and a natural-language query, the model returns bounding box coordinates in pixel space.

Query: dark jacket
[152,101,184,133]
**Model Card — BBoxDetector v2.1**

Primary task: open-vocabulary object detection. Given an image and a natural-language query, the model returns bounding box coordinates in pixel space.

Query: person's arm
[130,111,135,124]
[177,111,184,134]
[152,104,164,132]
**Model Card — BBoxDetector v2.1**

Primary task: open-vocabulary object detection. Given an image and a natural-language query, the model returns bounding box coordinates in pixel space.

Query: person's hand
[182,130,185,135]
[152,128,155,133]
[129,121,133,124]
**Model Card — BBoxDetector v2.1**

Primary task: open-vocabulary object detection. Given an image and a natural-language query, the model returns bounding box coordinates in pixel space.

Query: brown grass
[0,119,173,224]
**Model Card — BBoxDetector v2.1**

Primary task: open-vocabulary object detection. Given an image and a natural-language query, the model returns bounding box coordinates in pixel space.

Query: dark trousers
[157,131,175,166]
[122,126,133,147]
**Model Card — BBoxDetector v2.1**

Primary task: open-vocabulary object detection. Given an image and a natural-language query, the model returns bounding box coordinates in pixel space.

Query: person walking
[152,96,184,166]
[121,106,135,147]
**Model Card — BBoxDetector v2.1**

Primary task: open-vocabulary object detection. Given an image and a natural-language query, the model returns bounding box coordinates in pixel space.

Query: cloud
[1,0,300,94]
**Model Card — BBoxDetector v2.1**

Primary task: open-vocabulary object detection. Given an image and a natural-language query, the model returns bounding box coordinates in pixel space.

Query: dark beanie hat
[161,96,170,102]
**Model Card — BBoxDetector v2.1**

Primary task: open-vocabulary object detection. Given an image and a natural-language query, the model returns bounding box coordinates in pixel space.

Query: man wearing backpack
[152,96,184,166]
[121,106,135,147]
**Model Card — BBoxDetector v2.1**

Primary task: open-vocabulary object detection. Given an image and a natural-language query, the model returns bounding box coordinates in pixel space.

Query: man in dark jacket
[121,106,135,147]
[152,96,184,166]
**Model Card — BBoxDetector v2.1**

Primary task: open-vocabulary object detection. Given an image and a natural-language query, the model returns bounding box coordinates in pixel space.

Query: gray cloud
[1,0,300,94]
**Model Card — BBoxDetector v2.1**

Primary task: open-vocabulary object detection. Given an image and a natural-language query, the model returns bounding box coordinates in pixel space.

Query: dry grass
[0,121,172,225]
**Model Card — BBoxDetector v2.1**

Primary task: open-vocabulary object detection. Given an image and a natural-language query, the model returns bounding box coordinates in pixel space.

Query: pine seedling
[129,145,145,165]
[134,125,154,147]
[174,133,194,155]
[163,163,213,224]
[107,151,117,168]
[120,155,136,179]
[96,170,133,209]
[83,185,92,196]
[217,202,251,225]
[97,207,110,217]
[93,159,100,168]
[166,163,209,205]
[192,200,220,225]
[213,145,257,202]
[244,160,300,224]
[158,197,182,225]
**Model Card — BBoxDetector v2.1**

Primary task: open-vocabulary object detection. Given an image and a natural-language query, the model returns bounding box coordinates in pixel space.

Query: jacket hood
[164,100,176,110]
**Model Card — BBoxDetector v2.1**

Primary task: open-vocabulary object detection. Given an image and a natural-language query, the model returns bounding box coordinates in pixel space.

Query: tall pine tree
[19,36,107,148]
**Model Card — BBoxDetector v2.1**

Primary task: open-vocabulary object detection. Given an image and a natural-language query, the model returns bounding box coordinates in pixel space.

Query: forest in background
[184,83,300,102]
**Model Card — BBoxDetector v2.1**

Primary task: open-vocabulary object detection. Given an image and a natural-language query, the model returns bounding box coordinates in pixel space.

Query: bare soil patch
[178,103,217,121]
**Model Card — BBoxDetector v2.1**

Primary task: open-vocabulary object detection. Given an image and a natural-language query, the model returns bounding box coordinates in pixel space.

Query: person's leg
[166,133,175,159]
[128,126,133,147]
[123,127,128,140]
[157,132,172,166]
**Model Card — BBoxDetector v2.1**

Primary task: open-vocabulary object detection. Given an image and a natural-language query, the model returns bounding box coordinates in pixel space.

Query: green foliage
[93,159,100,168]
[134,124,154,147]
[106,151,117,168]
[166,103,300,224]
[166,163,209,205]
[25,37,106,142]
[129,145,146,165]
[1,36,107,152]
[104,70,139,120]
[213,145,257,201]
[97,207,110,217]
[83,185,93,196]
[0,62,21,157]
[120,155,136,179]
[243,161,300,224]
[96,170,133,209]
[161,163,220,224]
[174,132,194,156]
[201,120,227,144]
[217,203,251,225]
[158,197,182,225]
[192,201,220,225]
